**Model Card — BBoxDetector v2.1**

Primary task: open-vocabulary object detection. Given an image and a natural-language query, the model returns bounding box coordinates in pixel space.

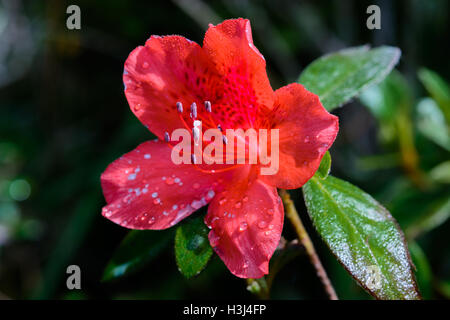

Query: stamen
[191,154,197,164]
[190,102,197,119]
[218,124,222,132]
[204,101,212,113]
[222,135,228,145]
[193,127,200,144]
[176,101,183,113]
[164,132,170,142]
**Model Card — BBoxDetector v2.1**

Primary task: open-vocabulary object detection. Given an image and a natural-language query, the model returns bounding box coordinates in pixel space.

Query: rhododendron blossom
[101,18,338,278]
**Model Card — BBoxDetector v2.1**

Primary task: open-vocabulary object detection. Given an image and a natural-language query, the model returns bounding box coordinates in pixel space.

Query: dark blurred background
[0,0,449,299]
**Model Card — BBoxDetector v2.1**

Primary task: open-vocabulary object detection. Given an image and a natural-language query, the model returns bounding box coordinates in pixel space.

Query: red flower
[101,19,338,278]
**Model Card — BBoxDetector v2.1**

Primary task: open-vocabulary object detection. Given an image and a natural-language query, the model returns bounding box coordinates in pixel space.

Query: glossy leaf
[299,46,401,111]
[416,98,450,151]
[102,229,173,281]
[174,215,213,278]
[418,68,450,125]
[302,175,420,299]
[316,151,331,179]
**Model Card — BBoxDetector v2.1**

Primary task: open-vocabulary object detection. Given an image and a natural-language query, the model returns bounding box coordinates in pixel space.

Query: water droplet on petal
[165,177,174,185]
[142,62,149,68]
[235,201,242,209]
[210,232,220,247]
[207,190,215,199]
[239,221,248,231]
[258,220,267,229]
[243,196,249,202]
[267,209,274,215]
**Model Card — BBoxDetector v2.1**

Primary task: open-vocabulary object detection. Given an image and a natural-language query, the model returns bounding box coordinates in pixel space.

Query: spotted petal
[123,36,221,140]
[205,178,283,278]
[259,83,339,189]
[100,140,233,229]
[203,18,275,129]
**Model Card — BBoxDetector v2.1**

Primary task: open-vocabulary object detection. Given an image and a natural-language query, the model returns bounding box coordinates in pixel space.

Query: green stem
[280,189,338,300]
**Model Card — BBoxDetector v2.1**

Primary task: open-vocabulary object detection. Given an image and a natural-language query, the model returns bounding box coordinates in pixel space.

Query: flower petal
[205,178,283,278]
[100,140,232,229]
[123,35,221,139]
[203,18,274,129]
[259,83,339,189]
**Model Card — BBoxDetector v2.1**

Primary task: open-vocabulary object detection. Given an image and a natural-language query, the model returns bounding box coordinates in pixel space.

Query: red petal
[205,178,283,278]
[203,18,274,129]
[123,36,221,140]
[100,140,233,230]
[260,83,339,189]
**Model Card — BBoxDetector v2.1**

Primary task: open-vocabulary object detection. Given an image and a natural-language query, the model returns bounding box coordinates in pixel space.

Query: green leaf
[102,229,173,281]
[409,241,432,299]
[416,98,450,151]
[175,215,213,278]
[359,70,411,122]
[316,151,331,179]
[418,68,450,125]
[429,161,450,184]
[299,46,401,111]
[302,175,420,299]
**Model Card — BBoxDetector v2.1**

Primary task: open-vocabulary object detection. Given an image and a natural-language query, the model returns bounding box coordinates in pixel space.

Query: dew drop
[210,232,220,247]
[258,220,267,229]
[207,190,215,199]
[165,177,174,185]
[235,201,242,209]
[239,221,248,231]
[142,62,149,68]
[267,209,274,215]
[243,196,249,202]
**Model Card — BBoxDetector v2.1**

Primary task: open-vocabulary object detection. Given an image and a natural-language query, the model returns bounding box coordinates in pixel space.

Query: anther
[222,135,228,145]
[218,124,222,132]
[191,154,197,164]
[164,132,170,142]
[204,101,212,113]
[190,102,197,118]
[176,102,183,113]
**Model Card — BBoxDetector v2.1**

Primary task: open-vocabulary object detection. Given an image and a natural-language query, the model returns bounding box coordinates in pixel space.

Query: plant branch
[280,189,338,300]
